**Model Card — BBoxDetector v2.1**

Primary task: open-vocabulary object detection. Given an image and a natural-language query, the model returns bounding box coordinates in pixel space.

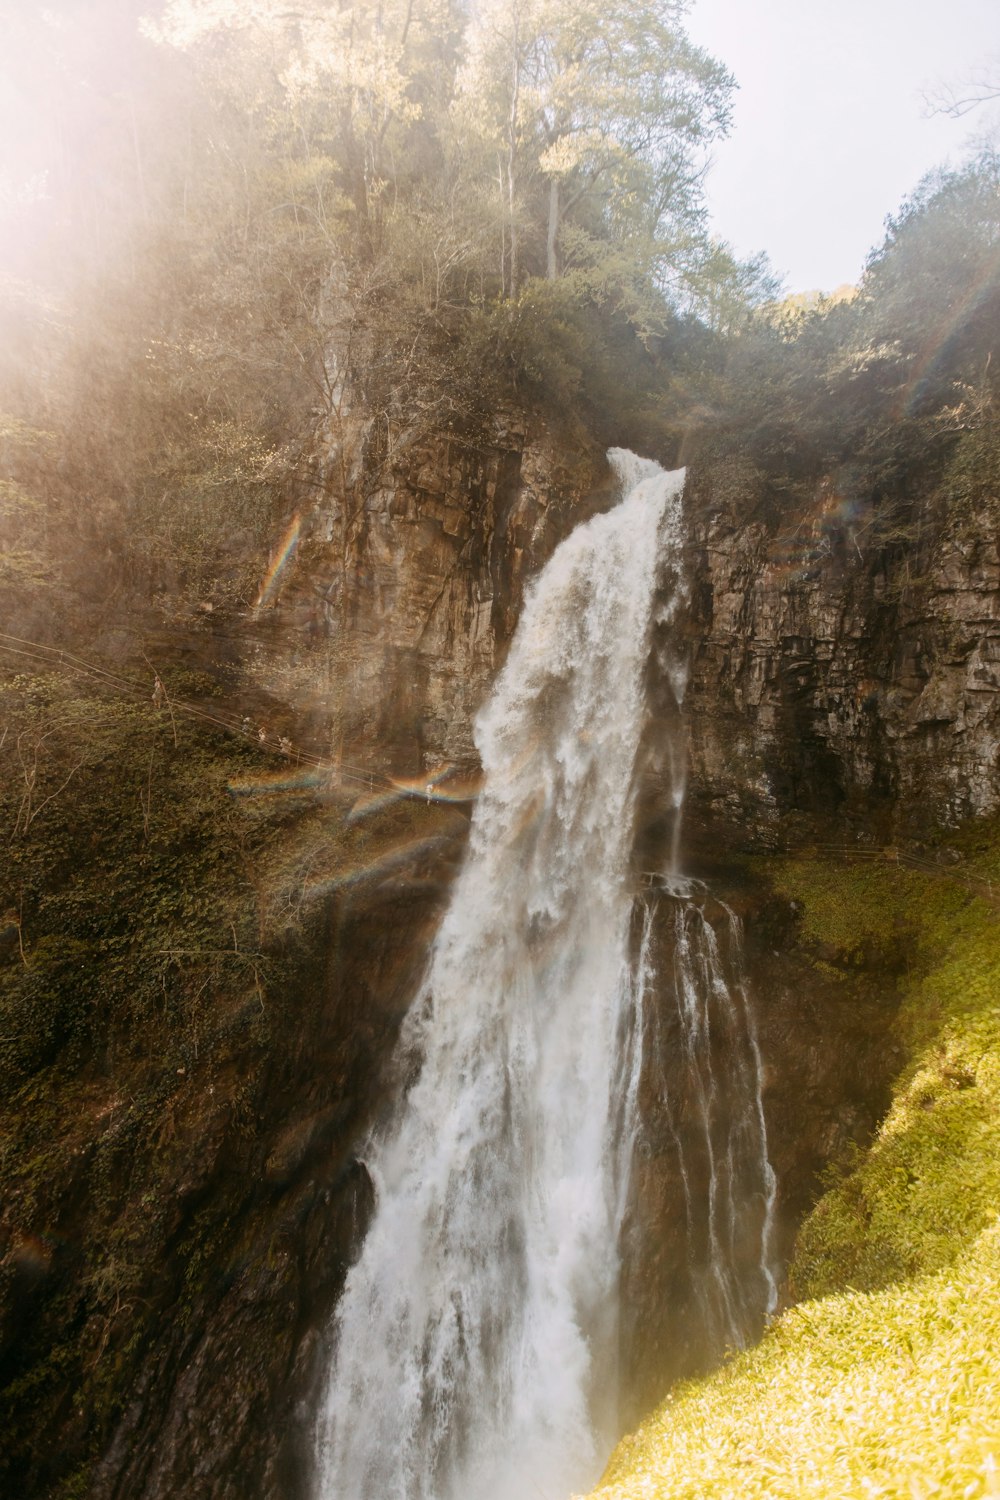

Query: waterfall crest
[313,453,686,1500]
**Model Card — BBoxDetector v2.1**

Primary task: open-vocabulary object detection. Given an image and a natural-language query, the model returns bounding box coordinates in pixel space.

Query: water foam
[313,453,686,1500]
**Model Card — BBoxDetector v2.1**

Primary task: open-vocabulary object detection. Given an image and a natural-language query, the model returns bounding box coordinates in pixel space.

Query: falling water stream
[313,451,775,1500]
[641,879,778,1352]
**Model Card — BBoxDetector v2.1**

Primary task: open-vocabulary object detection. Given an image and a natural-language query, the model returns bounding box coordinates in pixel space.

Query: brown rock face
[245,416,611,778]
[248,430,1000,856]
[88,822,468,1500]
[682,472,1000,853]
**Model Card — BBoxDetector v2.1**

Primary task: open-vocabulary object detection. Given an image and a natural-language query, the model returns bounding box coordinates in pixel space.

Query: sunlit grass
[592,1222,1000,1500]
[587,845,1000,1500]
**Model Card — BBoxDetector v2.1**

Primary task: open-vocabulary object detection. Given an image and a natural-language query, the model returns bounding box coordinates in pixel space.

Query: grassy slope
[587,843,1000,1500]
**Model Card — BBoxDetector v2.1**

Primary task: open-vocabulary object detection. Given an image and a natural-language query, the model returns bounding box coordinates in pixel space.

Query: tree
[922,62,1000,118]
[151,0,464,252]
[454,0,734,306]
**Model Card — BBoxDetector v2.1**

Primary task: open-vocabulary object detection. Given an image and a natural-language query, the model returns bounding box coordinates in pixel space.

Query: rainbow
[227,767,328,797]
[255,511,301,610]
[895,245,1000,419]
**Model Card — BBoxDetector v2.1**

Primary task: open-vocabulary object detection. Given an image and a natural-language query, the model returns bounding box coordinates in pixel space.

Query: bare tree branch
[922,65,1000,118]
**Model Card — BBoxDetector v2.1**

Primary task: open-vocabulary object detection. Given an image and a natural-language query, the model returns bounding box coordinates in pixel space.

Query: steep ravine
[4,419,999,1498]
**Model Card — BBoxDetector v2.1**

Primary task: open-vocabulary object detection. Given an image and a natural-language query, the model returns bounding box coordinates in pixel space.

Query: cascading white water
[648,882,778,1348]
[313,452,686,1500]
[618,552,777,1387]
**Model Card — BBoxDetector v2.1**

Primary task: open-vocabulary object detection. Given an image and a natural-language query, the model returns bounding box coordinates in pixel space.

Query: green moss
[772,855,1000,1297]
[939,424,1000,522]
[590,845,1000,1500]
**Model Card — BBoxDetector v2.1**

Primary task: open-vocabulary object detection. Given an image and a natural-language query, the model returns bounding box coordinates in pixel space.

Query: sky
[685,0,1000,294]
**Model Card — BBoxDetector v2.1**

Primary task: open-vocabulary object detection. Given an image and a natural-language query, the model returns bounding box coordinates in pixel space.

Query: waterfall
[638,879,778,1356]
[312,448,779,1500]
[313,451,685,1500]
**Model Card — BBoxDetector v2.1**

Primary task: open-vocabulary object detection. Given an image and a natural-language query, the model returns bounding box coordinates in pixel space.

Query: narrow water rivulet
[637,879,778,1356]
[313,451,774,1500]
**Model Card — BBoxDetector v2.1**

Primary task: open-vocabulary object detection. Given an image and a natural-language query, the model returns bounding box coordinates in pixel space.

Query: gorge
[2,6,1000,1497]
[4,384,1000,1498]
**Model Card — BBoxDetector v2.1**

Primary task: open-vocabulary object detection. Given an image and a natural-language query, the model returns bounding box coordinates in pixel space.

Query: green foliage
[689,146,1000,538]
[860,151,1000,377]
[0,415,61,597]
[4,3,998,601]
[593,1225,1000,1500]
[0,0,782,596]
[0,672,289,1480]
[780,860,1000,1299]
[937,422,1000,539]
[454,0,735,290]
[0,675,273,1089]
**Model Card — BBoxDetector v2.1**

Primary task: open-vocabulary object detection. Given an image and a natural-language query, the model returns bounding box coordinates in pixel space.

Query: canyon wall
[244,413,612,776]
[256,421,1000,852]
[682,466,1000,854]
[9,415,1000,1497]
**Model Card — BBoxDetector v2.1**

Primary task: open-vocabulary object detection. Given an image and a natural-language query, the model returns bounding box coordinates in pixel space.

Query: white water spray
[654,886,778,1343]
[313,452,685,1500]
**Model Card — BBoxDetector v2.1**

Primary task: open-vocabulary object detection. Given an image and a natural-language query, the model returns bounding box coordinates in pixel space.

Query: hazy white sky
[685,0,1000,293]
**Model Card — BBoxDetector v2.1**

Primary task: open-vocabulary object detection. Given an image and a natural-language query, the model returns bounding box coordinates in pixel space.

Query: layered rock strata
[683,474,1000,852]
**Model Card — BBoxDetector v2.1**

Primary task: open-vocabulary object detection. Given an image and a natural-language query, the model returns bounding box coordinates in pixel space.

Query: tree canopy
[455,0,733,293]
[0,0,777,598]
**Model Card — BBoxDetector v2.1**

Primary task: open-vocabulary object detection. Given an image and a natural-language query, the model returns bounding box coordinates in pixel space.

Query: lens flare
[227,767,329,797]
[346,767,482,822]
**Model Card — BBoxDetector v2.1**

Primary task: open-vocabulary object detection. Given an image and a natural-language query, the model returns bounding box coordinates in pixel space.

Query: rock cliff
[7,411,1000,1498]
[245,414,611,776]
[257,421,1000,855]
[683,466,1000,853]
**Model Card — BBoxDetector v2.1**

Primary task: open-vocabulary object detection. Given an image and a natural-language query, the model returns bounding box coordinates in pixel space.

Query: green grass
[587,843,1000,1500]
[592,1225,1000,1500]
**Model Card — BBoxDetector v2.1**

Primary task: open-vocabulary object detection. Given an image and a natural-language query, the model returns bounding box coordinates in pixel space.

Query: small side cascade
[639,876,778,1356]
[626,547,778,1371]
[620,511,778,1393]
